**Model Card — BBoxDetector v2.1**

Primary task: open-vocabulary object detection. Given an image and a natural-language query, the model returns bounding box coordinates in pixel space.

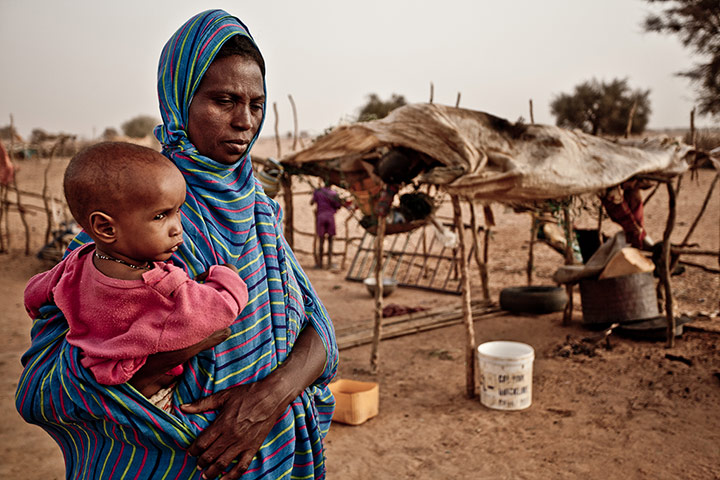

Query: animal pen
[278,102,719,399]
[0,130,77,259]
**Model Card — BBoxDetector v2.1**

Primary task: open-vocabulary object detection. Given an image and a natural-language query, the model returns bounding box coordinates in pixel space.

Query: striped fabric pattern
[16,9,337,479]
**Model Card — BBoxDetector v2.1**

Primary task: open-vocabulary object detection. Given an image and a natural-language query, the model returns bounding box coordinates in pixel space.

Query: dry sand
[1,140,718,479]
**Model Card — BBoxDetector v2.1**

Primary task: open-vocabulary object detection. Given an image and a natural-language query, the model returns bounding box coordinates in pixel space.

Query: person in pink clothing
[24,142,249,411]
[310,181,342,269]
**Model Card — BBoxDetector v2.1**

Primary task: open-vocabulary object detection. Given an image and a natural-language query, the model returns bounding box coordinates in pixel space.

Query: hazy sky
[0,0,712,140]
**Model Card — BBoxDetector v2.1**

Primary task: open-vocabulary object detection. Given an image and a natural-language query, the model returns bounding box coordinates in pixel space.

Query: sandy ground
[1,140,718,479]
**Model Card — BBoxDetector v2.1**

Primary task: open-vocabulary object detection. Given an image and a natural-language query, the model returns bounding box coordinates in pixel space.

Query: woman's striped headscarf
[16,9,337,479]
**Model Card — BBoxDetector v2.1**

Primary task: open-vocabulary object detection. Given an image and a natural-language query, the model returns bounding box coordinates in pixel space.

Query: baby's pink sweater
[24,244,248,385]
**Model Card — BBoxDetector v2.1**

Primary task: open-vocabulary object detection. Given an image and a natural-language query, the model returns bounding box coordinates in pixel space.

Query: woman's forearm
[266,324,328,406]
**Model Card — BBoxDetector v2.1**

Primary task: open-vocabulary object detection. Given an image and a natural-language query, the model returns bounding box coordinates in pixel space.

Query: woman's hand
[129,327,231,397]
[180,325,327,479]
[181,373,290,479]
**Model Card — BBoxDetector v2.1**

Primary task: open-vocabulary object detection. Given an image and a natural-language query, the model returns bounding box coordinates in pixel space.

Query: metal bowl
[363,277,398,297]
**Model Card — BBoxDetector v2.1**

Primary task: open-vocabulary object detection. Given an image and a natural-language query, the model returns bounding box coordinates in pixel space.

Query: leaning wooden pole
[680,172,719,247]
[526,96,536,282]
[660,182,677,348]
[482,205,494,267]
[288,94,299,152]
[370,216,387,373]
[468,201,489,300]
[273,102,282,158]
[452,196,477,398]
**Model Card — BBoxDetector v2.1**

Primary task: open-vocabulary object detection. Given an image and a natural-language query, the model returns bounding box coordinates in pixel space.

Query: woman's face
[187,55,264,165]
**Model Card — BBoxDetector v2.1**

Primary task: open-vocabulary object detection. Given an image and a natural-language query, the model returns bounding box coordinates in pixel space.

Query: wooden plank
[334,299,491,337]
[337,303,502,350]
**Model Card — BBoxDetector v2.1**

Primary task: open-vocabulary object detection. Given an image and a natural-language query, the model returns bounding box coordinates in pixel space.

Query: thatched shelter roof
[282,103,703,203]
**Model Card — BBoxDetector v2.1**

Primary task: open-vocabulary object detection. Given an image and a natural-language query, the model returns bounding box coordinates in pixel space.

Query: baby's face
[111,168,187,263]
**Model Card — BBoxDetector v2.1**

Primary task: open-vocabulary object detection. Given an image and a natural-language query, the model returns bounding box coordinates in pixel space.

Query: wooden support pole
[562,204,575,325]
[483,205,495,228]
[527,213,537,285]
[429,82,434,104]
[643,183,660,206]
[625,100,637,138]
[0,185,7,252]
[468,201,490,300]
[675,173,683,198]
[660,182,677,348]
[288,94,299,152]
[452,196,476,398]
[529,99,534,124]
[690,108,696,147]
[273,102,282,158]
[482,207,493,281]
[483,229,491,265]
[281,173,294,248]
[312,215,319,267]
[455,92,461,108]
[420,224,428,278]
[370,217,387,373]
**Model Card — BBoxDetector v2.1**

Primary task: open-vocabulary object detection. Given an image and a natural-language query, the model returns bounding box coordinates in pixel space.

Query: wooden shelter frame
[270,98,718,399]
[279,167,718,398]
[344,218,489,296]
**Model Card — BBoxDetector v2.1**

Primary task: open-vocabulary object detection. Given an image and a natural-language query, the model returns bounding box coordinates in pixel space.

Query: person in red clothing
[24,142,248,411]
[311,180,342,269]
[600,180,654,250]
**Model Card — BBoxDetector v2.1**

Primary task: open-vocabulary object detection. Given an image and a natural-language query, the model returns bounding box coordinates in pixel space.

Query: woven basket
[579,272,659,326]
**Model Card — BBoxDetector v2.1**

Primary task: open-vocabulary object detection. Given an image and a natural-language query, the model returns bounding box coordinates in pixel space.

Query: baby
[24,142,248,411]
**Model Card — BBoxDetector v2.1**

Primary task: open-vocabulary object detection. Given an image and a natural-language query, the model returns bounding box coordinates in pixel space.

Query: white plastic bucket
[477,341,535,411]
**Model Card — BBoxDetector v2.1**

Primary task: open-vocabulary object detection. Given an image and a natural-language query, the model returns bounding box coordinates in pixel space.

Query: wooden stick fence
[336,300,500,350]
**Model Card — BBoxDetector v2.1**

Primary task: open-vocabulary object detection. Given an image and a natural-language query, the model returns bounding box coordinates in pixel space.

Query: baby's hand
[195,270,210,281]
[220,263,239,274]
[195,263,238,281]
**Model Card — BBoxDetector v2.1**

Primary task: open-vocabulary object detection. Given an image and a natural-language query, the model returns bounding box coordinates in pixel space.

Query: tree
[357,93,407,122]
[550,78,651,135]
[644,0,720,117]
[0,125,21,142]
[102,127,120,140]
[30,128,54,143]
[121,115,158,138]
